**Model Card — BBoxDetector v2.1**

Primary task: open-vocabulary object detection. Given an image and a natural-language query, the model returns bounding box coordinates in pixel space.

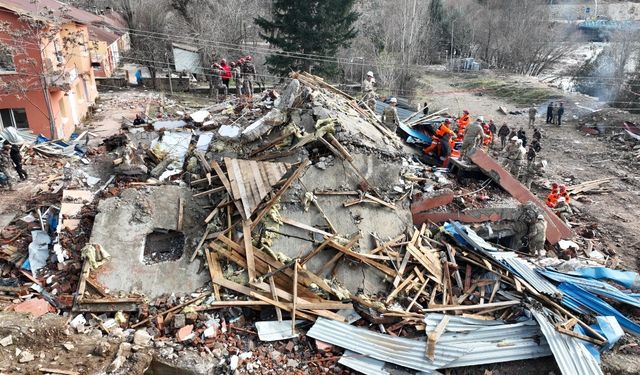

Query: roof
[89,25,119,44]
[0,0,103,25]
[172,42,200,53]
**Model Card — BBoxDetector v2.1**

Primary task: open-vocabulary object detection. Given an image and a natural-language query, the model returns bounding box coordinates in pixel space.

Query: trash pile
[1,72,639,375]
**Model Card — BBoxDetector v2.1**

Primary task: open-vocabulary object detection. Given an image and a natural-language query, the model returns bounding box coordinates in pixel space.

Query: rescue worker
[546,102,553,124]
[242,55,256,96]
[132,114,145,126]
[210,63,227,101]
[554,197,573,225]
[520,159,546,189]
[2,142,25,180]
[381,97,401,133]
[559,184,571,204]
[517,127,527,148]
[525,145,537,166]
[546,182,559,208]
[231,61,243,96]
[551,102,559,125]
[362,71,377,110]
[456,110,471,139]
[528,214,547,257]
[557,102,565,126]
[528,105,537,128]
[219,58,232,89]
[482,123,493,148]
[503,137,525,178]
[0,146,14,190]
[533,127,542,142]
[530,138,541,153]
[460,118,485,161]
[498,123,510,149]
[436,118,456,166]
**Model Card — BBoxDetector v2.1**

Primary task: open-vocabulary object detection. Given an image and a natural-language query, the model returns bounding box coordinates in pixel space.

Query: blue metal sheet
[569,267,640,290]
[557,282,640,336]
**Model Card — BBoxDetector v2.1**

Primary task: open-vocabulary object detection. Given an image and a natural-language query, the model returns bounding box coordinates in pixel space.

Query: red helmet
[483,124,489,130]
[220,58,227,64]
[239,58,246,64]
[230,61,236,67]
[559,184,567,192]
[444,119,451,124]
[552,182,558,188]
[245,55,252,61]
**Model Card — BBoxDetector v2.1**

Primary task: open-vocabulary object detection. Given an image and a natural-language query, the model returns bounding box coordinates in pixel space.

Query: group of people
[500,125,545,188]
[546,182,573,225]
[0,141,28,190]
[209,56,257,101]
[529,102,565,127]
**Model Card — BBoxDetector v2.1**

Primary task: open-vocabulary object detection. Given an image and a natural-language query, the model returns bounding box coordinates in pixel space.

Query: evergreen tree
[255,0,359,76]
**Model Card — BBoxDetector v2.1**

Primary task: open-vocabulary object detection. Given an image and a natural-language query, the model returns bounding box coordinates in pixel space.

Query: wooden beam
[426,315,450,360]
[423,300,520,312]
[132,292,211,328]
[292,260,299,335]
[177,198,184,231]
[242,219,256,282]
[267,266,283,322]
[205,248,222,300]
[211,160,246,220]
[193,186,226,198]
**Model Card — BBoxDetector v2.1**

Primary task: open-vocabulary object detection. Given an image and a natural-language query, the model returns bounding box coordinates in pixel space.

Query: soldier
[381,97,400,132]
[528,105,537,128]
[242,55,256,96]
[520,159,547,189]
[503,137,525,178]
[362,71,377,110]
[231,61,243,96]
[210,63,227,101]
[0,147,14,190]
[528,214,547,257]
[459,118,485,161]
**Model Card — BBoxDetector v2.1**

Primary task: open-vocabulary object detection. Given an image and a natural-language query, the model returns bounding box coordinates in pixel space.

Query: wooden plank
[211,277,316,321]
[392,250,411,288]
[193,186,226,198]
[249,160,268,201]
[132,292,211,328]
[229,158,252,218]
[38,368,79,375]
[211,160,245,219]
[327,240,396,278]
[292,260,299,335]
[267,266,283,322]
[281,217,335,238]
[177,198,184,231]
[386,276,415,303]
[251,160,310,229]
[426,315,450,360]
[190,227,211,263]
[242,219,256,282]
[406,280,429,312]
[205,248,222,300]
[423,300,520,312]
[84,278,108,297]
[407,244,442,283]
[300,238,332,266]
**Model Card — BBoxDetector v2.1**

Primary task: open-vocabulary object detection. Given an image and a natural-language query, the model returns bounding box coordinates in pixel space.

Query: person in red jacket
[219,58,232,89]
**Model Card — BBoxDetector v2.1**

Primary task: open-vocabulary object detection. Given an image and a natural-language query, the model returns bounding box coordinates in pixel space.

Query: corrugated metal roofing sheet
[501,257,562,297]
[307,318,470,373]
[444,338,552,368]
[531,309,604,375]
[338,351,392,375]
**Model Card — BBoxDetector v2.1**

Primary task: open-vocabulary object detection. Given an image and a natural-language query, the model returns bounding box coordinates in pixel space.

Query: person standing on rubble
[559,184,571,204]
[521,159,546,189]
[532,127,542,142]
[362,71,377,110]
[381,97,401,133]
[0,146,15,189]
[434,118,456,166]
[528,214,547,257]
[220,59,232,89]
[551,102,559,125]
[554,197,573,225]
[503,137,525,178]
[546,102,554,124]
[517,127,527,147]
[488,119,497,148]
[498,123,510,149]
[242,55,256,96]
[3,141,26,181]
[546,182,559,208]
[460,118,485,161]
[231,61,243,96]
[422,102,429,115]
[456,110,471,139]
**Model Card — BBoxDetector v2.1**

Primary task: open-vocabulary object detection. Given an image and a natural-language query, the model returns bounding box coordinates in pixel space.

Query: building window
[0,108,29,129]
[58,98,67,120]
[0,46,16,72]
[91,62,101,69]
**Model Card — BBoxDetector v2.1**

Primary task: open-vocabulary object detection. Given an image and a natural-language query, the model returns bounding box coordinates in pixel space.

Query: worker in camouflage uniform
[242,55,256,96]
[503,137,526,178]
[554,197,573,225]
[528,214,547,257]
[459,118,485,161]
[381,97,401,132]
[209,63,227,101]
[362,71,377,111]
[520,159,547,189]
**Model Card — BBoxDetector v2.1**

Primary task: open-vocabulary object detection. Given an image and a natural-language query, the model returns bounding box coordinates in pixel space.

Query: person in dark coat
[557,102,565,126]
[498,123,510,149]
[3,141,27,180]
[517,128,528,148]
[546,102,553,124]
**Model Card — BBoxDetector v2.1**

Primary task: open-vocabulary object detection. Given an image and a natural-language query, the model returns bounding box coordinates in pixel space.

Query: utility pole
[165,52,173,96]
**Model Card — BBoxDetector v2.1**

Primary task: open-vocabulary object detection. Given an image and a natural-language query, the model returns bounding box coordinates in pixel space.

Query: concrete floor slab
[90,186,209,298]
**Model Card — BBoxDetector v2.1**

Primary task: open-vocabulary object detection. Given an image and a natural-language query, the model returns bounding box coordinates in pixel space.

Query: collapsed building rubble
[1,72,640,375]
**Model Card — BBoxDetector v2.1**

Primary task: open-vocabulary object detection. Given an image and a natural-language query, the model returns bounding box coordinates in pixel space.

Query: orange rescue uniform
[546,192,559,208]
[457,114,470,138]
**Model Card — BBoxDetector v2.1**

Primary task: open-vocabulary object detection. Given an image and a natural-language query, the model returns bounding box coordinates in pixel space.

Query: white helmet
[541,160,548,168]
[366,71,374,77]
[537,214,544,220]
[558,197,566,203]
[511,136,519,141]
[477,116,484,122]
[389,97,397,103]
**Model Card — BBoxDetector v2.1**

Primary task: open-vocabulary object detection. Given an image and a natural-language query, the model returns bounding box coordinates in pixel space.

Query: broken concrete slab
[13,298,53,318]
[468,149,572,244]
[90,186,209,298]
[411,189,454,215]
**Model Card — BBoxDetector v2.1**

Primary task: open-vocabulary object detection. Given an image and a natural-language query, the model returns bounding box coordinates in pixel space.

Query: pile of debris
[2,72,640,375]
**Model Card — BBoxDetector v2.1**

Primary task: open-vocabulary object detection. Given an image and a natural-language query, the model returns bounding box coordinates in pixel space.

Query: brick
[174,314,186,329]
[176,325,194,342]
[13,298,53,318]
[410,189,454,214]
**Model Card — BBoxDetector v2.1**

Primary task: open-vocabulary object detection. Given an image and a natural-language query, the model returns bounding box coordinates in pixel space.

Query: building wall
[91,40,112,78]
[0,8,99,139]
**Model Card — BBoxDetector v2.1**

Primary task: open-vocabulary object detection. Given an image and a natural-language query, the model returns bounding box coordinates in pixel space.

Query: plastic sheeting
[571,267,640,290]
[25,230,51,276]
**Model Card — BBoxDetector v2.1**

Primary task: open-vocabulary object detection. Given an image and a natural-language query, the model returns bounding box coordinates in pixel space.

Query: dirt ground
[419,70,640,272]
